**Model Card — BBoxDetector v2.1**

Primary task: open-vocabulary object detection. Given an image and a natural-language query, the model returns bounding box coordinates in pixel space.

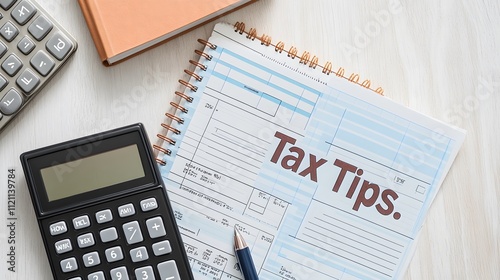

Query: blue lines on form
[212,70,312,118]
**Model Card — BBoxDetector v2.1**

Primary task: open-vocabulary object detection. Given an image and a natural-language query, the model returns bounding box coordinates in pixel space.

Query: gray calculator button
[146,216,166,238]
[0,74,8,90]
[118,203,135,217]
[0,88,22,115]
[0,21,18,42]
[0,0,16,10]
[95,209,113,224]
[123,221,143,244]
[68,278,82,280]
[88,271,105,280]
[135,266,155,280]
[28,15,52,40]
[16,68,40,94]
[0,41,7,58]
[49,221,67,236]
[77,233,95,248]
[2,54,23,76]
[54,239,72,254]
[110,266,129,280]
[30,50,55,76]
[140,197,158,212]
[152,240,172,256]
[60,257,78,273]
[72,215,90,230]
[100,227,118,243]
[105,246,124,263]
[130,246,149,262]
[17,36,35,54]
[158,260,181,280]
[46,32,73,60]
[11,0,36,25]
[82,251,100,267]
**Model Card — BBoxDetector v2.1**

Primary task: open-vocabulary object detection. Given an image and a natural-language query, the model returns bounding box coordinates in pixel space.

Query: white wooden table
[0,0,498,279]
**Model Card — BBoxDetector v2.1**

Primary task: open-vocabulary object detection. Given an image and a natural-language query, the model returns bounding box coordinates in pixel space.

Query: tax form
[158,23,465,280]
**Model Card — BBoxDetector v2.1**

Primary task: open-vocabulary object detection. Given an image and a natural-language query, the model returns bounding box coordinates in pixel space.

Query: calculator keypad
[152,240,171,256]
[73,215,90,230]
[123,221,143,244]
[11,0,36,25]
[95,209,113,224]
[0,0,76,132]
[42,188,185,279]
[99,227,118,243]
[49,220,67,236]
[105,246,123,263]
[110,266,128,280]
[17,35,34,54]
[60,257,78,273]
[54,239,72,254]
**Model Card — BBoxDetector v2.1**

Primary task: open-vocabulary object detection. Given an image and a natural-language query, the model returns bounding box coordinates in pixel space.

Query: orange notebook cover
[78,0,257,66]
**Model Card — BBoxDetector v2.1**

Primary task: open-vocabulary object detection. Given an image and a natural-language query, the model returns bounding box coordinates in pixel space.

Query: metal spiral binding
[161,123,181,135]
[232,21,384,95]
[154,38,216,165]
[189,59,207,71]
[155,22,386,165]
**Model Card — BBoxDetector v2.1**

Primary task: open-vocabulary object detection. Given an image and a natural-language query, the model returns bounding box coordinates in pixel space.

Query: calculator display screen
[40,144,145,201]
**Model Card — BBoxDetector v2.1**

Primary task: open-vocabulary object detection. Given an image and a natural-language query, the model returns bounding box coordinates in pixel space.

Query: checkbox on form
[416,185,426,194]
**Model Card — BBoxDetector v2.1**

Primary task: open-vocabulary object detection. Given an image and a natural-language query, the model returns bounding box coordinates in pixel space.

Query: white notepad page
[158,23,466,280]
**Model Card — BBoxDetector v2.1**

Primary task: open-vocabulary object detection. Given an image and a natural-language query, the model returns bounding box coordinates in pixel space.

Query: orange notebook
[78,0,257,66]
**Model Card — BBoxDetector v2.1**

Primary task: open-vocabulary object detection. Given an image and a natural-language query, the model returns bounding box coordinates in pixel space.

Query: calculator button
[11,0,36,25]
[49,221,67,236]
[72,215,91,230]
[68,277,82,280]
[17,36,35,55]
[0,41,7,58]
[0,0,16,10]
[82,251,100,267]
[30,50,55,76]
[95,209,113,224]
[2,54,23,76]
[87,271,105,280]
[110,266,129,280]
[135,266,155,280]
[54,239,72,254]
[158,260,181,280]
[0,74,7,91]
[146,216,166,238]
[28,15,53,40]
[152,240,172,256]
[118,203,135,218]
[140,197,158,212]
[16,68,40,94]
[77,233,95,248]
[0,88,22,115]
[130,246,149,262]
[60,257,78,273]
[122,221,143,244]
[0,21,19,42]
[99,227,118,243]
[105,246,124,263]
[46,32,73,60]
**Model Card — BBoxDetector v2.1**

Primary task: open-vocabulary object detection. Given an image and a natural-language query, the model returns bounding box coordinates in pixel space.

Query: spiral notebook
[154,22,465,280]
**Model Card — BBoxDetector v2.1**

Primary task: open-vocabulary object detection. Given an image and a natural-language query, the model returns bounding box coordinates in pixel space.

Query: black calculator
[20,123,194,280]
